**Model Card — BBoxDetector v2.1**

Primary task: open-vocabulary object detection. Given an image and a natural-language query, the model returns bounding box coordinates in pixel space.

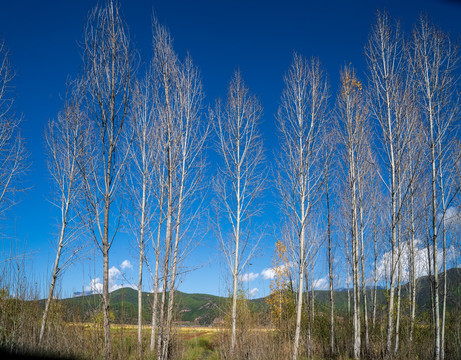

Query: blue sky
[1,0,461,299]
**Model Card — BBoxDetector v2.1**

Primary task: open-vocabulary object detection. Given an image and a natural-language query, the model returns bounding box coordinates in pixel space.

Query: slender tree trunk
[394,237,402,355]
[409,181,417,342]
[162,162,186,359]
[326,178,335,355]
[137,178,147,358]
[347,262,351,317]
[440,176,447,360]
[292,165,306,360]
[350,152,361,359]
[292,225,305,360]
[150,212,163,352]
[372,206,378,329]
[430,105,441,360]
[394,180,403,356]
[162,223,180,360]
[39,209,68,345]
[305,270,312,360]
[359,191,369,353]
[157,161,172,360]
[427,234,435,326]
[311,262,315,321]
[103,196,111,360]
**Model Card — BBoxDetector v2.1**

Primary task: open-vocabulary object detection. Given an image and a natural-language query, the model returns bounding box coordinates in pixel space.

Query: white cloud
[313,277,329,290]
[86,266,127,293]
[121,260,133,270]
[239,272,259,282]
[261,268,276,280]
[376,239,456,284]
[261,263,292,280]
[249,287,259,298]
[444,206,461,227]
[109,266,121,282]
[85,278,103,293]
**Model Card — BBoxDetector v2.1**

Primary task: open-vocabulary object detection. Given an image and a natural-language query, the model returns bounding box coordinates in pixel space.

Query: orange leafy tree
[266,239,294,332]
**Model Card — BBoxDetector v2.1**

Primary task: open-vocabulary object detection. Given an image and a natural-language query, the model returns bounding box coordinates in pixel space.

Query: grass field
[65,323,222,359]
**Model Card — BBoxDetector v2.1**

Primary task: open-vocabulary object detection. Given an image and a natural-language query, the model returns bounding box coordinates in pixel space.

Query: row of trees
[1,1,460,359]
[37,3,208,360]
[270,12,460,360]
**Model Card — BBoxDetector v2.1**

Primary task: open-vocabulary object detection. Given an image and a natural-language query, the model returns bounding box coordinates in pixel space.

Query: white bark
[0,40,27,219]
[80,2,134,358]
[365,12,419,357]
[126,74,160,358]
[337,66,369,359]
[411,16,459,359]
[277,55,328,360]
[214,70,264,353]
[162,56,206,360]
[40,83,86,345]
[148,22,206,360]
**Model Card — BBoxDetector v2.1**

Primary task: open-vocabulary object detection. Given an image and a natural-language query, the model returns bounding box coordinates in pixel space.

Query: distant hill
[403,267,461,312]
[42,268,461,326]
[44,289,228,325]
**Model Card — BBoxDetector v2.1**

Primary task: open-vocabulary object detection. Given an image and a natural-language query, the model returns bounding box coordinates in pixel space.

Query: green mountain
[45,268,461,326]
[48,289,228,325]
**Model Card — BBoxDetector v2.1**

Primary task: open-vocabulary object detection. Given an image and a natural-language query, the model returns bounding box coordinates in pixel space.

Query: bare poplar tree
[125,72,159,358]
[336,66,368,360]
[161,54,207,360]
[149,147,167,355]
[370,175,384,329]
[80,2,134,358]
[365,11,421,356]
[148,21,182,360]
[147,20,207,360]
[322,131,336,356]
[411,16,459,360]
[39,82,87,346]
[149,128,167,353]
[0,40,27,219]
[357,145,375,354]
[213,70,264,353]
[277,54,328,360]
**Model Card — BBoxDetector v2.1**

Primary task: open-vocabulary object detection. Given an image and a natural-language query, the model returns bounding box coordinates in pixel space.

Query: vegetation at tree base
[2,267,461,359]
[1,1,461,359]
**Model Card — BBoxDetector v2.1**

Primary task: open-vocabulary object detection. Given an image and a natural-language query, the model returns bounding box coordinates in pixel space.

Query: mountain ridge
[42,267,461,326]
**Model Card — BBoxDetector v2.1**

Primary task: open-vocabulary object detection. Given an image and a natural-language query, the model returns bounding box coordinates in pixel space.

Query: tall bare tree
[213,70,265,353]
[149,126,167,353]
[149,21,181,360]
[370,175,384,329]
[39,82,87,346]
[365,11,421,356]
[0,40,27,220]
[147,20,207,360]
[411,15,459,360]
[80,2,134,358]
[125,72,159,358]
[277,54,328,360]
[322,131,336,356]
[336,66,368,360]
[357,146,375,354]
[162,55,206,360]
